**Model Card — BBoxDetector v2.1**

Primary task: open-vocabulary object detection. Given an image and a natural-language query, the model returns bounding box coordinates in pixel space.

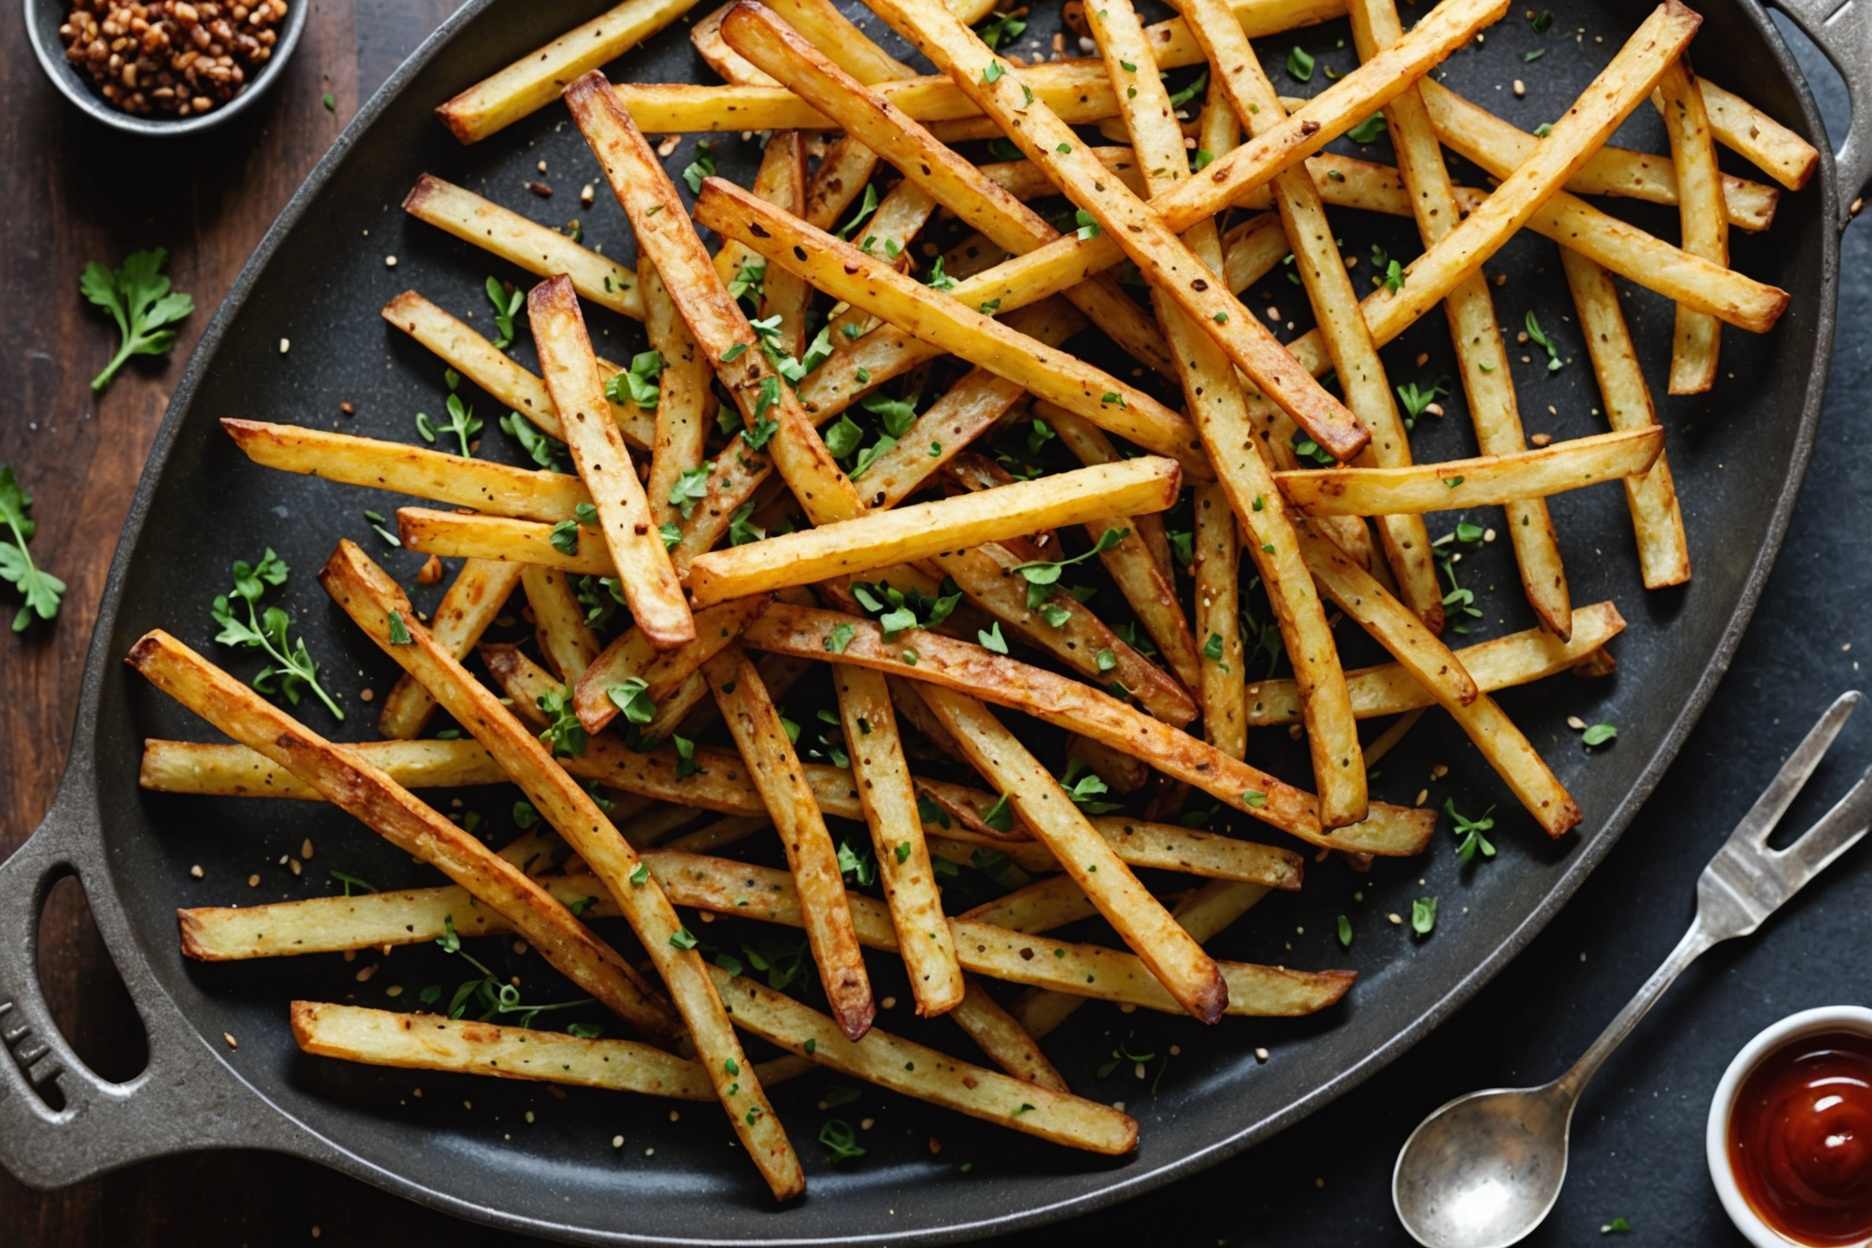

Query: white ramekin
[1706,1005,1872,1248]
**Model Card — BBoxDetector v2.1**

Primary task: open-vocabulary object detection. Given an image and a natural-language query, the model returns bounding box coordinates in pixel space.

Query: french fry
[1161,0,1439,623]
[718,2,1177,378]
[1088,33,1365,824]
[221,418,591,522]
[318,541,803,1200]
[566,74,868,537]
[293,1002,717,1100]
[1698,77,1820,190]
[712,967,1135,1153]
[124,631,675,1037]
[723,131,814,360]
[1191,482,1245,758]
[574,596,771,733]
[377,559,523,739]
[143,732,1305,887]
[1020,878,1273,1038]
[1294,523,1581,837]
[1413,81,1779,232]
[741,601,1433,854]
[1275,429,1664,516]
[1656,60,1728,395]
[182,850,1337,1022]
[1559,251,1692,589]
[398,507,607,573]
[403,175,643,319]
[947,985,1068,1091]
[530,276,693,648]
[435,0,702,142]
[1039,408,1203,691]
[519,569,598,684]
[1347,0,1570,639]
[380,292,654,450]
[641,263,715,531]
[693,178,1207,470]
[803,135,882,229]
[1243,601,1627,726]
[834,665,965,1017]
[862,0,1368,462]
[704,647,875,1040]
[687,458,1180,604]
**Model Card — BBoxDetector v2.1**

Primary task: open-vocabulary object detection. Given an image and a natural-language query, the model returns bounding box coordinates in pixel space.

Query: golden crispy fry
[1559,251,1692,589]
[318,541,803,1200]
[1413,80,1778,231]
[693,179,1207,470]
[868,0,1369,462]
[180,850,1319,1025]
[380,292,654,449]
[435,0,701,142]
[718,2,1176,377]
[804,135,881,228]
[835,665,965,1016]
[741,602,1434,855]
[642,263,716,530]
[917,685,1227,1022]
[403,175,643,319]
[1294,523,1581,837]
[125,630,674,1036]
[711,966,1136,1153]
[1165,0,1439,621]
[947,984,1068,1091]
[221,418,591,522]
[522,564,602,681]
[687,458,1180,604]
[291,1002,717,1099]
[530,276,693,648]
[1243,601,1627,726]
[1090,32,1366,823]
[398,507,610,572]
[1191,482,1245,758]
[1042,408,1204,691]
[575,597,771,733]
[704,647,875,1039]
[567,73,864,537]
[1655,60,1728,395]
[143,732,1304,886]
[376,559,522,739]
[1347,0,1569,638]
[1275,429,1664,515]
[1697,76,1819,190]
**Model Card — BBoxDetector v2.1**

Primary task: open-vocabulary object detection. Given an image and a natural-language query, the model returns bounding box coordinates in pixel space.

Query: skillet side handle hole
[24,867,151,1104]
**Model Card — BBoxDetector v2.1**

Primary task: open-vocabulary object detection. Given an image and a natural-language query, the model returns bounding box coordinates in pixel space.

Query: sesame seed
[1254,1047,1270,1062]
[278,337,290,354]
[224,1032,239,1049]
[189,864,204,879]
[384,254,398,268]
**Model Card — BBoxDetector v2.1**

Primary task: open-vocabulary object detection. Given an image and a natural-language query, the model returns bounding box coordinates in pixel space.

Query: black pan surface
[4,0,1844,1242]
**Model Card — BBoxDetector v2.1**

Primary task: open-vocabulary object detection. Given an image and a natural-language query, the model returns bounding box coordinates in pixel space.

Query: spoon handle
[1552,920,1716,1101]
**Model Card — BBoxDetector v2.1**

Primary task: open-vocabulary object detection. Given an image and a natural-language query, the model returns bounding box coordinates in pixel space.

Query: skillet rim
[40,0,1841,1241]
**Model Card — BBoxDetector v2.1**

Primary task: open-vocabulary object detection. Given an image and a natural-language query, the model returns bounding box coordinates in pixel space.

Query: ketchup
[1729,1030,1872,1245]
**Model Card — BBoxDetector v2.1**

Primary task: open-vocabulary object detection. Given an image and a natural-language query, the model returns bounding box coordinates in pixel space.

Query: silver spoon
[1392,690,1872,1248]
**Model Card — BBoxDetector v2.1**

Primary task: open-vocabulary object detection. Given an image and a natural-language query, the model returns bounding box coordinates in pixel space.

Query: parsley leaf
[1009,526,1127,586]
[977,10,1026,49]
[1525,311,1565,371]
[819,1118,868,1162]
[537,685,588,756]
[1582,722,1618,748]
[80,247,193,393]
[499,410,564,469]
[605,350,663,410]
[837,184,880,240]
[668,465,712,519]
[0,467,65,632]
[1346,114,1386,144]
[1411,896,1438,935]
[1286,46,1315,82]
[607,677,656,726]
[681,142,715,194]
[209,549,342,719]
[1445,799,1497,864]
[484,277,524,351]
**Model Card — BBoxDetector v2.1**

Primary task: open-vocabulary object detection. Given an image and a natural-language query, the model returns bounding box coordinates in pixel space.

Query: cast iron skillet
[2,0,1869,1242]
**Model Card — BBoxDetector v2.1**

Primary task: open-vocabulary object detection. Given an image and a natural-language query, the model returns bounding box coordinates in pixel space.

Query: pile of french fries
[131,0,1818,1199]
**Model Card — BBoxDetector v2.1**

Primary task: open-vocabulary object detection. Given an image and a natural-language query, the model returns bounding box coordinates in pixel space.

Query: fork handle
[1552,919,1719,1103]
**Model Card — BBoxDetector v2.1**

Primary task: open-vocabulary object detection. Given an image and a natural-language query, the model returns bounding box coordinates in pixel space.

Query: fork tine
[1772,766,1872,878]
[1728,691,1862,849]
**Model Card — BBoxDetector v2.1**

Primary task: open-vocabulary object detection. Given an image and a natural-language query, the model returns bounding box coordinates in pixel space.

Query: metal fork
[1393,690,1872,1248]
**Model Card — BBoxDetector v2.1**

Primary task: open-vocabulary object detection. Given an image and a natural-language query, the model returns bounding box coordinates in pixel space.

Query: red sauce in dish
[1729,1030,1872,1245]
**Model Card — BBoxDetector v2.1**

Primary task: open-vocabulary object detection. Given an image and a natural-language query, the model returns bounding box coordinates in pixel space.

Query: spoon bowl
[1392,1083,1576,1248]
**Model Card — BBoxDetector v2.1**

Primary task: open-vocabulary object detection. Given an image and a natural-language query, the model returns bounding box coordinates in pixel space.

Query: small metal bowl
[24,0,309,137]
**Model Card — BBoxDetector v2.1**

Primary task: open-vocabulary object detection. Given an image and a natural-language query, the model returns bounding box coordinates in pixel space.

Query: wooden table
[0,4,515,1240]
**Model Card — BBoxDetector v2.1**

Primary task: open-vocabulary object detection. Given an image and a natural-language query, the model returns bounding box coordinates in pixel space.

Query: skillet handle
[0,791,301,1187]
[1769,0,1872,226]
